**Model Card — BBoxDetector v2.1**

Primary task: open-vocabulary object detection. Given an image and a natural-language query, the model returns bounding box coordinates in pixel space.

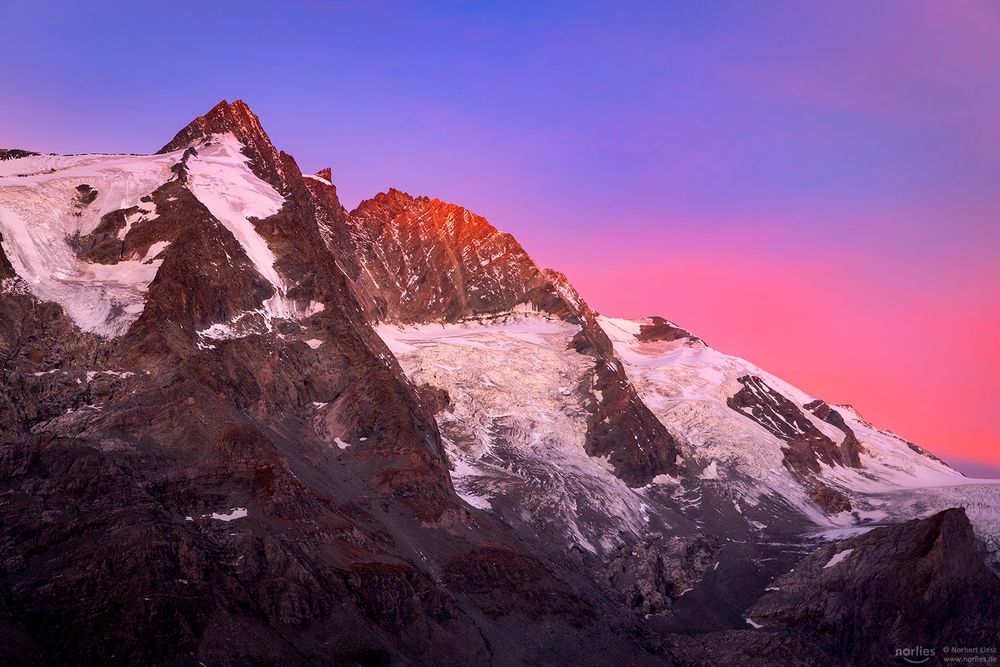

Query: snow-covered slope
[598,315,964,494]
[0,151,178,335]
[0,134,297,337]
[597,315,1000,548]
[378,307,998,560]
[183,134,285,293]
[378,311,661,555]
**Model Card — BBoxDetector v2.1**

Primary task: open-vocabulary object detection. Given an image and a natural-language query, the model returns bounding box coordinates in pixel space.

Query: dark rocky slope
[747,508,1000,664]
[669,508,1000,666]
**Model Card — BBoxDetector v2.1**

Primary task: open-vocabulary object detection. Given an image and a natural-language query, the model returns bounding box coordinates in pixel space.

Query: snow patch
[303,173,333,187]
[823,548,854,569]
[209,507,247,522]
[187,507,247,522]
[650,473,680,486]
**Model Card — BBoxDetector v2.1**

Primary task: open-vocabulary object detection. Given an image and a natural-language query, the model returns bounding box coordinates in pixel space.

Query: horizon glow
[2,1,997,472]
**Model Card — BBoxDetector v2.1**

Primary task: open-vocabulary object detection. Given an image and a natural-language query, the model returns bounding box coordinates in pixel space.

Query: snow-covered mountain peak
[159,100,259,151]
[0,127,309,338]
[158,99,291,193]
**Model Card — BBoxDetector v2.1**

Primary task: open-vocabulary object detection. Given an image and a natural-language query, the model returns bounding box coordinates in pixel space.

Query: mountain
[1,100,997,666]
[671,507,1000,666]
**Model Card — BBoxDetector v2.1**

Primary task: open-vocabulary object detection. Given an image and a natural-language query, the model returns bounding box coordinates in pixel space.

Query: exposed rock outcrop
[0,149,39,161]
[803,399,863,467]
[747,508,1000,665]
[635,316,700,344]
[728,376,864,512]
[606,533,719,616]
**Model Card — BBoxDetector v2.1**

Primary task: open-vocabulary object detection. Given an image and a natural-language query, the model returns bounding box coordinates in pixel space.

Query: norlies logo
[897,646,936,664]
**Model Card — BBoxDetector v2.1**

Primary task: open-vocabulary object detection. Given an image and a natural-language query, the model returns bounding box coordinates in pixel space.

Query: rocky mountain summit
[1,100,997,666]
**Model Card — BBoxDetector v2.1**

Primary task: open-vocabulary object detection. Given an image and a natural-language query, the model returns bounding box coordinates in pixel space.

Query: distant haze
[947,458,1000,480]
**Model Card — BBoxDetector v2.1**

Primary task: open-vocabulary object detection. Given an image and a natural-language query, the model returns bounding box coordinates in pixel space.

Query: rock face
[635,316,699,344]
[727,376,850,472]
[727,375,861,512]
[0,232,15,277]
[606,533,719,616]
[745,509,1000,665]
[803,399,863,467]
[667,509,1000,666]
[318,186,570,324]
[547,271,680,486]
[1,100,996,666]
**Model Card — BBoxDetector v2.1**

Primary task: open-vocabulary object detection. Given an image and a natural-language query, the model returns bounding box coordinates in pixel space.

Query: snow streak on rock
[183,134,285,292]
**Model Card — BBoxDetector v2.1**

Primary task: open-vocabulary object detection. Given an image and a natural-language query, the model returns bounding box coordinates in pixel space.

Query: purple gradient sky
[2,1,997,471]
